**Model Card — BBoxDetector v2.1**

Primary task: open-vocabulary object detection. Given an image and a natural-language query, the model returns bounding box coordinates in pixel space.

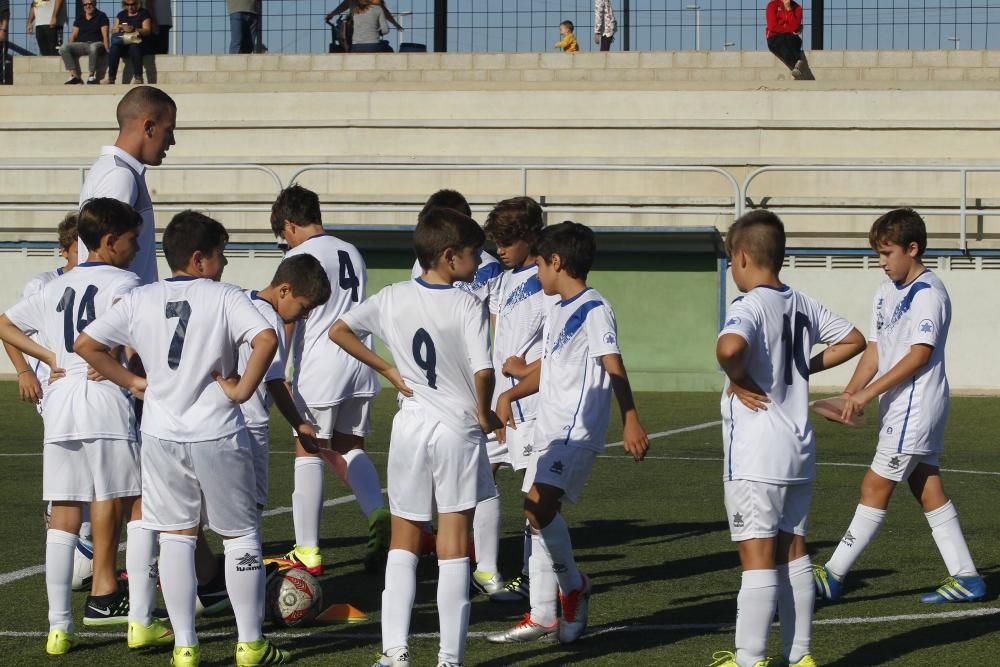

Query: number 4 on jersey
[338,251,359,302]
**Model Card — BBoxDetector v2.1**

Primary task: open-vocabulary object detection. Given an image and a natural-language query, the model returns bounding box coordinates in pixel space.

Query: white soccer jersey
[79,147,158,286]
[869,269,950,454]
[287,234,380,407]
[535,288,621,453]
[491,265,560,423]
[239,290,288,428]
[5,262,141,443]
[341,278,492,442]
[719,285,855,484]
[83,277,273,442]
[410,250,503,304]
[20,268,63,386]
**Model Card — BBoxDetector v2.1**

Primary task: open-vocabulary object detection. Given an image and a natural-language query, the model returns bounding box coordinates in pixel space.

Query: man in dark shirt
[59,0,109,84]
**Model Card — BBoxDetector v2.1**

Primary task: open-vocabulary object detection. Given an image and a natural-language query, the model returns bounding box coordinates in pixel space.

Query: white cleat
[371,648,410,667]
[471,570,505,597]
[486,613,558,644]
[558,573,591,644]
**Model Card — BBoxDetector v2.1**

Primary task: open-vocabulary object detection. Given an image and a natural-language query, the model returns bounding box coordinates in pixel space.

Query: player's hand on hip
[47,367,67,385]
[479,409,503,436]
[501,355,528,379]
[128,376,147,400]
[384,367,413,397]
[727,379,769,411]
[622,416,649,462]
[86,365,107,383]
[18,371,42,403]
[211,371,244,402]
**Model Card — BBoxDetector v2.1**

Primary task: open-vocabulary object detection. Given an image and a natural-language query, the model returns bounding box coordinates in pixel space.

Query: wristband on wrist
[17,369,32,376]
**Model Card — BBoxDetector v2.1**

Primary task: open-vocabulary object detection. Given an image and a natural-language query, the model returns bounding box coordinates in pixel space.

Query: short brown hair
[271,185,322,236]
[57,213,79,251]
[560,20,574,31]
[270,254,331,306]
[868,208,926,256]
[163,210,229,272]
[414,207,485,271]
[725,210,786,274]
[484,196,544,246]
[419,189,472,219]
[77,198,143,252]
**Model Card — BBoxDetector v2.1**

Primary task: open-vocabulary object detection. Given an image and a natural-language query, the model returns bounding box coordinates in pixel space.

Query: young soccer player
[709,210,865,667]
[813,208,986,605]
[270,185,388,575]
[0,198,174,655]
[75,211,287,666]
[330,207,499,667]
[486,221,649,645]
[472,196,558,602]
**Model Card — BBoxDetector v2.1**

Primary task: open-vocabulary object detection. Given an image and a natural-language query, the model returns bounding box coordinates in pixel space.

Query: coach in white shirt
[79,86,176,286]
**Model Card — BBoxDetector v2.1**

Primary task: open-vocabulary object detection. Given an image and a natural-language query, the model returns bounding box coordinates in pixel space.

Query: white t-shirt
[20,268,63,386]
[410,250,503,305]
[534,288,621,453]
[84,277,273,442]
[340,278,492,442]
[287,234,380,407]
[490,264,559,423]
[869,269,950,454]
[719,285,855,484]
[239,290,288,429]
[79,147,158,286]
[5,262,140,443]
[32,0,68,25]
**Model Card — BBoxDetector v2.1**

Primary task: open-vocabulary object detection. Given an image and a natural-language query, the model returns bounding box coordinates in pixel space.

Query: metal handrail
[0,163,284,193]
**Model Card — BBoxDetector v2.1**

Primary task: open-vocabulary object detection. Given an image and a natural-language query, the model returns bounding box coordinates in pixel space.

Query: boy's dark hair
[270,254,332,306]
[271,185,323,237]
[419,189,472,219]
[561,20,574,31]
[725,209,786,274]
[414,207,486,271]
[163,210,230,272]
[77,198,143,252]
[484,196,544,246]
[531,221,596,280]
[868,208,927,256]
[57,213,79,251]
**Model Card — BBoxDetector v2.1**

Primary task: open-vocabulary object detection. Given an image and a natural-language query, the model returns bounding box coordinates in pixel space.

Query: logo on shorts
[731,512,744,528]
[842,530,856,547]
[551,562,568,574]
[888,456,901,470]
[236,553,261,572]
[919,319,934,334]
[522,443,533,457]
[549,460,564,475]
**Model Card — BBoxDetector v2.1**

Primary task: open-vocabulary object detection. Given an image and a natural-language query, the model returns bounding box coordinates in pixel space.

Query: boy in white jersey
[814,209,985,605]
[0,198,173,655]
[269,185,388,575]
[710,211,865,667]
[330,207,499,667]
[239,254,331,538]
[487,222,649,645]
[471,196,557,603]
[75,211,287,667]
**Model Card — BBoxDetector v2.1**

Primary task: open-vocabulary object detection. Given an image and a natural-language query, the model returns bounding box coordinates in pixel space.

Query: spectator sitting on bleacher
[59,0,109,85]
[108,0,151,84]
[327,0,397,53]
[765,0,811,80]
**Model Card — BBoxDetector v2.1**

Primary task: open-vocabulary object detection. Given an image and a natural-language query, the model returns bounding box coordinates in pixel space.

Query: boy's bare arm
[74,333,145,398]
[501,355,540,380]
[716,333,769,411]
[215,329,278,403]
[329,319,412,396]
[809,328,866,374]
[841,343,931,420]
[842,341,879,396]
[266,378,321,453]
[602,353,649,462]
[494,361,540,442]
[3,340,43,402]
[474,368,501,434]
[0,315,58,371]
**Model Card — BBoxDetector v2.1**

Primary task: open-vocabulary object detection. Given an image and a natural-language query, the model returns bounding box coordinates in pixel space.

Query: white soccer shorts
[293,396,372,440]
[870,450,941,483]
[246,425,270,507]
[484,432,512,467]
[42,439,141,502]
[140,431,258,537]
[387,405,492,522]
[525,442,597,504]
[723,479,812,541]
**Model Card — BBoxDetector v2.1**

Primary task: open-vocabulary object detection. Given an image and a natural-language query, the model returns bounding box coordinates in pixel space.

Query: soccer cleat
[491,572,529,602]
[919,575,986,604]
[365,508,392,573]
[707,651,772,667]
[268,545,322,576]
[789,656,818,667]
[235,637,289,665]
[196,568,232,616]
[557,573,591,644]
[171,645,201,667]
[485,613,558,643]
[83,586,130,625]
[371,648,411,666]
[471,570,506,597]
[812,565,844,602]
[436,663,463,667]
[127,618,174,649]
[45,628,78,655]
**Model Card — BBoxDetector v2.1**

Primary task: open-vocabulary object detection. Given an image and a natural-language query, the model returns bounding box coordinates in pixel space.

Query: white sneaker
[436,663,463,667]
[558,573,591,644]
[371,648,410,667]
[486,613,558,643]
[491,572,529,602]
[471,570,505,596]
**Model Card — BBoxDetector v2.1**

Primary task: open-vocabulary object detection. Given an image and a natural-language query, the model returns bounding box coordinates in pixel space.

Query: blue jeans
[229,11,261,54]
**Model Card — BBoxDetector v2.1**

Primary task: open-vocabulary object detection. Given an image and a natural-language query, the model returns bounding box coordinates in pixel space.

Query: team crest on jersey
[726,317,741,327]
[919,319,934,334]
[875,297,885,331]
[603,332,616,345]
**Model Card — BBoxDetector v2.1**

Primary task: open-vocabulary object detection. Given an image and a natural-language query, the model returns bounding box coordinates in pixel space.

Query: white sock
[159,533,199,647]
[925,500,978,577]
[292,457,324,548]
[538,513,582,594]
[224,533,264,643]
[381,549,417,654]
[472,492,501,575]
[437,558,471,665]
[46,529,77,633]
[777,555,814,664]
[521,520,532,576]
[528,532,557,626]
[126,520,159,625]
[342,449,384,518]
[735,569,779,667]
[825,504,886,580]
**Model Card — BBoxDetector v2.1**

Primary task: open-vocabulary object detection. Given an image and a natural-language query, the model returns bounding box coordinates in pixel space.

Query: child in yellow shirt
[555,20,579,52]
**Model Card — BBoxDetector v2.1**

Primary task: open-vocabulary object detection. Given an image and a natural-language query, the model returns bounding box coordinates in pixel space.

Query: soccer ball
[71,540,94,591]
[265,568,323,627]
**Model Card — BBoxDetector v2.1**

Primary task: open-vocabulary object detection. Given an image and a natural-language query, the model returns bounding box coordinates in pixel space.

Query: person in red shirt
[766,0,809,79]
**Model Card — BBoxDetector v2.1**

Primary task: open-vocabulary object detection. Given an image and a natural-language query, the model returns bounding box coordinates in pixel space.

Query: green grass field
[0,384,997,666]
